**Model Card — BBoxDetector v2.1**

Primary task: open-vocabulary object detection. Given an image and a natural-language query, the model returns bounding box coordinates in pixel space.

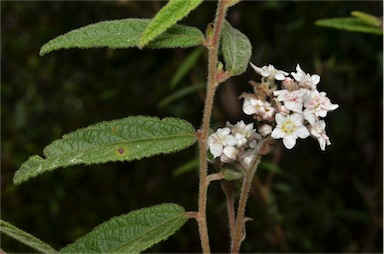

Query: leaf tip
[39,48,46,57]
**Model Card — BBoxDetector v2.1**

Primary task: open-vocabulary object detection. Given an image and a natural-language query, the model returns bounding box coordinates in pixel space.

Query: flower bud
[259,124,272,137]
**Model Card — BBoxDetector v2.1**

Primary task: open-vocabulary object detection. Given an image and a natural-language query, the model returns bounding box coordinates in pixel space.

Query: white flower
[250,62,288,81]
[221,146,239,163]
[242,98,276,121]
[303,90,339,125]
[242,97,263,115]
[227,121,261,149]
[271,113,310,149]
[208,127,237,158]
[309,120,331,151]
[273,89,307,113]
[291,64,320,90]
[259,101,276,121]
[226,121,254,147]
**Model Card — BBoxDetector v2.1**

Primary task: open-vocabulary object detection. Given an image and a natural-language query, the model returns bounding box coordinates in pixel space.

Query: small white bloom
[274,89,307,113]
[259,101,276,121]
[227,121,254,147]
[291,64,320,90]
[242,97,276,121]
[226,121,261,149]
[227,121,254,139]
[250,62,288,81]
[242,97,263,115]
[309,120,331,151]
[208,127,237,158]
[271,113,310,149]
[221,146,239,163]
[303,90,339,125]
[259,124,272,137]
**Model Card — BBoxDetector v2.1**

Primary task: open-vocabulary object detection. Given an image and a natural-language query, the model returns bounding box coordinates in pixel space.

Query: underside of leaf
[221,20,252,76]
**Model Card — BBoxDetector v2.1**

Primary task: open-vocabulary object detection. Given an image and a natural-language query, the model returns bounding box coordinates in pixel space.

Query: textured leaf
[0,219,58,253]
[221,20,252,76]
[60,203,188,253]
[14,116,196,185]
[315,17,383,35]
[40,19,204,56]
[139,0,203,48]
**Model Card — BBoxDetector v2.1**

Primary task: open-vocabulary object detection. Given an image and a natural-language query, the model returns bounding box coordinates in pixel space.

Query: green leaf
[138,0,203,48]
[221,20,252,76]
[60,203,188,253]
[0,219,58,253]
[222,167,243,181]
[170,47,203,88]
[351,11,382,26]
[315,17,383,35]
[14,116,196,185]
[40,19,204,56]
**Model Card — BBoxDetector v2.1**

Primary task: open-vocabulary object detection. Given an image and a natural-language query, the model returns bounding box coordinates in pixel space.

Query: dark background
[1,1,383,253]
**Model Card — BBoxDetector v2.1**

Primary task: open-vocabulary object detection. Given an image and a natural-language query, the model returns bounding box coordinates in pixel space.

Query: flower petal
[271,127,284,139]
[296,125,310,139]
[275,113,286,125]
[311,74,321,85]
[282,135,296,149]
[290,113,304,125]
[210,143,223,158]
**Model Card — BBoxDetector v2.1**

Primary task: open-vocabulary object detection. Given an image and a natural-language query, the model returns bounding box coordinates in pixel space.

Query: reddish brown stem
[197,1,232,253]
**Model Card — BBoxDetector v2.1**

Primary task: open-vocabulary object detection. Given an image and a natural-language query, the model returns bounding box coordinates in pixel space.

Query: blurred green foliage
[1,1,382,253]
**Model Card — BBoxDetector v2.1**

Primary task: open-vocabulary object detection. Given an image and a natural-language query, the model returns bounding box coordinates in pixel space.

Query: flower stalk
[230,142,264,253]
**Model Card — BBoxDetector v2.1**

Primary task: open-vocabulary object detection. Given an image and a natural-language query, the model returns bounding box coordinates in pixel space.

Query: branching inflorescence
[208,63,339,169]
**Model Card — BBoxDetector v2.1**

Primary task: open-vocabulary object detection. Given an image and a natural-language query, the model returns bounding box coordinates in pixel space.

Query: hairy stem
[197,0,231,253]
[221,181,236,240]
[231,148,263,253]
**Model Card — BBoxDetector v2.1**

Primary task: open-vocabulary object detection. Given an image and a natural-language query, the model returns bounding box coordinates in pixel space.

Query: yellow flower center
[281,119,296,134]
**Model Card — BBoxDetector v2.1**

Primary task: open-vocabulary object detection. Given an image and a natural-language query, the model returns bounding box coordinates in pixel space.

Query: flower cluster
[207,121,260,166]
[243,63,339,150]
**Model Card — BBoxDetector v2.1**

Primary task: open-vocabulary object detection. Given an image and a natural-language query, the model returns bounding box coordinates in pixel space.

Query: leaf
[315,17,383,35]
[40,19,204,56]
[170,47,203,88]
[60,203,188,253]
[0,219,58,253]
[138,0,203,48]
[221,20,252,76]
[14,116,196,185]
[351,11,382,27]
